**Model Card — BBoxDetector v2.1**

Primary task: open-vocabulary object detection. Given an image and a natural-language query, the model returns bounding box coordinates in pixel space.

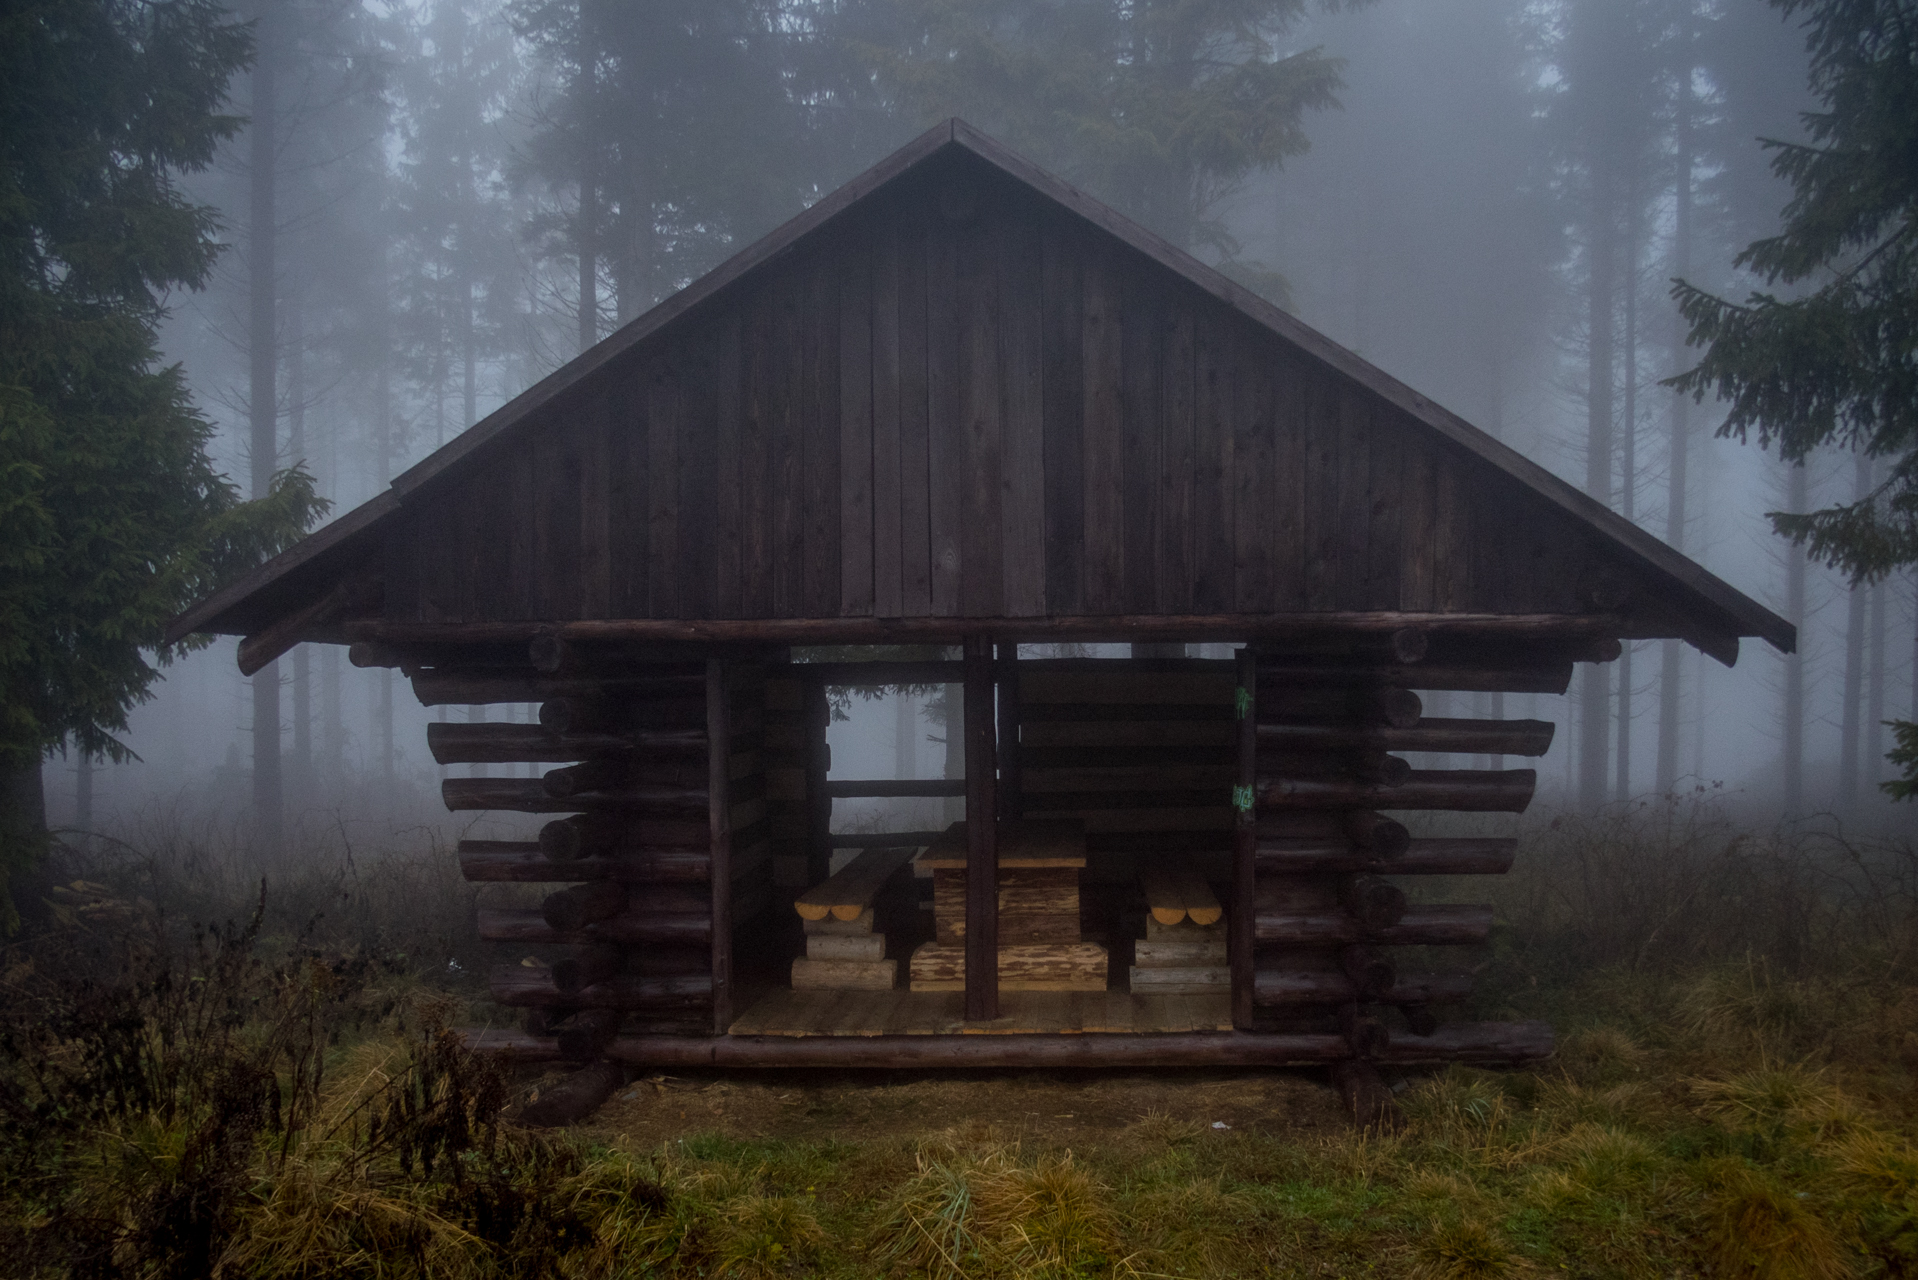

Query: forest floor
[7,799,1918,1277]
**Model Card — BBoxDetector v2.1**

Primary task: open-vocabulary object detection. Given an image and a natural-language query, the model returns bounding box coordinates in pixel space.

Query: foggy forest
[44,0,1906,845]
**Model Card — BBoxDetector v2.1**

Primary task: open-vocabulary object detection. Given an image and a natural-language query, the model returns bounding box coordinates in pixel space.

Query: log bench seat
[789,847,916,990]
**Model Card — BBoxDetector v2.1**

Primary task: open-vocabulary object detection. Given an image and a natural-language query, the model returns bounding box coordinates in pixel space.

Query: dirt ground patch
[564,1065,1353,1150]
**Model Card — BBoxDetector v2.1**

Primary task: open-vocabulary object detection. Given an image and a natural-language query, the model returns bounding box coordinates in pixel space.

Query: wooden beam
[236,579,355,677]
[1256,718,1554,758]
[963,635,998,1021]
[1255,837,1516,877]
[708,658,733,1036]
[1232,645,1257,1030]
[1254,904,1494,946]
[457,842,711,883]
[824,779,967,798]
[348,613,1630,651]
[997,643,1022,820]
[1258,769,1537,814]
[1258,663,1573,696]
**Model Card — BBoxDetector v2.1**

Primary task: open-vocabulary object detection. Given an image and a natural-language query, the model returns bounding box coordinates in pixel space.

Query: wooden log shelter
[170,120,1792,1097]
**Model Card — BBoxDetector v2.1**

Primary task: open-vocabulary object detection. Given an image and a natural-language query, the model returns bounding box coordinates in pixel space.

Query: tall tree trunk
[249,0,282,849]
[576,5,599,355]
[74,753,92,837]
[1615,180,1639,803]
[1657,11,1695,795]
[1783,463,1808,817]
[375,323,394,791]
[1840,455,1870,804]
[1580,125,1616,810]
[287,290,308,810]
[1868,575,1887,791]
[894,690,915,781]
[321,642,341,796]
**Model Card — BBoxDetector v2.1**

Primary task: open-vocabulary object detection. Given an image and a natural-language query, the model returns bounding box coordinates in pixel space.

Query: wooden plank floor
[727,989,1233,1036]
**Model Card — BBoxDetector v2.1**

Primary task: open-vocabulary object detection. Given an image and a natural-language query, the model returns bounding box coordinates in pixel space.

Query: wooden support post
[805,674,832,887]
[996,643,1022,821]
[1232,645,1256,1030]
[963,635,998,1021]
[707,659,733,1035]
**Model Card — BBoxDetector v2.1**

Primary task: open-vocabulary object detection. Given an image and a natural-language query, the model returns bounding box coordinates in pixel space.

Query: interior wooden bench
[792,846,917,923]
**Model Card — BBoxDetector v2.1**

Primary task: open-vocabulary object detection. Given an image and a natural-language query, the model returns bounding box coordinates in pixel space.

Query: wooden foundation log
[1343,1007,1392,1058]
[553,943,625,995]
[1255,627,1431,666]
[1331,1060,1404,1132]
[442,777,708,815]
[1255,904,1494,946]
[1259,663,1574,696]
[1259,750,1412,786]
[478,907,713,947]
[490,966,712,1010]
[1256,718,1555,758]
[539,814,709,859]
[543,758,631,798]
[1342,876,1408,930]
[1421,634,1622,669]
[1258,769,1536,814]
[520,1060,625,1127]
[1255,837,1517,877]
[1256,811,1410,858]
[554,1008,624,1061]
[1376,1018,1554,1064]
[412,670,702,708]
[1254,968,1473,1007]
[1402,1003,1441,1036]
[1260,687,1422,728]
[458,842,711,883]
[459,1021,1554,1068]
[542,882,628,933]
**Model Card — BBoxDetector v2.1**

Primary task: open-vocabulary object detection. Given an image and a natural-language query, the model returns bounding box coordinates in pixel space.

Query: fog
[51,0,1913,846]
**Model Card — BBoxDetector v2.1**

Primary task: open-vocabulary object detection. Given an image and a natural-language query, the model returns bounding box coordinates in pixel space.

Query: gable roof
[169,119,1793,657]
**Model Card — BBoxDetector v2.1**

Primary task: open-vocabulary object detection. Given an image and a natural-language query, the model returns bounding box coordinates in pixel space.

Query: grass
[4,797,1918,1276]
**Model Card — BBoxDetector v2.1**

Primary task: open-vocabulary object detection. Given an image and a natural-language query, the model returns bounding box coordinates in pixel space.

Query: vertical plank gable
[926,206,962,613]
[1157,302,1196,615]
[957,208,1005,618]
[871,210,904,617]
[1000,199,1046,617]
[771,265,805,617]
[677,338,719,619]
[803,249,843,618]
[1081,239,1125,613]
[1233,324,1277,613]
[713,313,743,618]
[1120,268,1162,614]
[898,198,935,616]
[646,358,681,619]
[739,283,775,617]
[1191,306,1236,613]
[1040,213,1084,616]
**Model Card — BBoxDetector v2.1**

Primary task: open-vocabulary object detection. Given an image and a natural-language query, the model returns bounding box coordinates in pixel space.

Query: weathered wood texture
[374,151,1638,631]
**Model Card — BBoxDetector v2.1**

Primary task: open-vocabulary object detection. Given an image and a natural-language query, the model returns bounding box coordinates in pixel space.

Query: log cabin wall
[428,650,775,1051]
[373,148,1635,634]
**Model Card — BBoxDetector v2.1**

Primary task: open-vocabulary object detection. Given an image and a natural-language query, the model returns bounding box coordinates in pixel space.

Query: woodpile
[909,820,1106,993]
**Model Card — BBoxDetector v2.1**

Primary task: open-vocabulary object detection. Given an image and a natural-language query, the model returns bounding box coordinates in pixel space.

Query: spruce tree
[0,0,325,915]
[1670,0,1918,796]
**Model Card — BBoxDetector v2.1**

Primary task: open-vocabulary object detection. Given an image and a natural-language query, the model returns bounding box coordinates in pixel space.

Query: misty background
[51,0,1910,850]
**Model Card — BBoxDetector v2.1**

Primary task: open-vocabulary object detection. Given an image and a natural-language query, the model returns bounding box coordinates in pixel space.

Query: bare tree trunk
[894,690,915,781]
[287,291,308,811]
[1580,122,1616,810]
[1868,574,1887,790]
[1657,13,1695,795]
[321,642,341,796]
[249,0,282,848]
[1840,456,1870,805]
[1783,463,1808,817]
[74,754,92,836]
[576,6,599,354]
[1615,181,1639,803]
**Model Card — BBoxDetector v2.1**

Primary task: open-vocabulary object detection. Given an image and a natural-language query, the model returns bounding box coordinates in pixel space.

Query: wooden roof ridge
[168,118,1794,654]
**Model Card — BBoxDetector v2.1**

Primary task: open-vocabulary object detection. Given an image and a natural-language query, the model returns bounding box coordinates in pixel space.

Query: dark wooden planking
[840,230,876,618]
[1364,407,1404,613]
[1000,198,1046,617]
[1301,368,1341,610]
[1334,385,1373,613]
[646,359,682,619]
[1120,266,1162,614]
[898,195,934,616]
[712,313,744,618]
[771,264,807,617]
[804,247,843,618]
[962,636,999,1020]
[871,209,905,618]
[956,201,1005,618]
[606,368,650,618]
[533,420,583,620]
[580,384,613,618]
[1268,346,1307,610]
[1398,430,1439,612]
[1234,326,1278,613]
[1434,444,1472,612]
[1232,646,1257,1030]
[1081,238,1125,613]
[1157,301,1196,615]
[740,284,776,616]
[1040,211,1085,615]
[1192,304,1236,613]
[506,411,539,619]
[926,201,962,614]
[678,339,719,619]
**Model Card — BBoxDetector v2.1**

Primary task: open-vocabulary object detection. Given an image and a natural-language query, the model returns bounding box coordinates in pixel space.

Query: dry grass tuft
[1695,1160,1849,1280]
[1413,1217,1519,1280]
[1128,1107,1204,1146]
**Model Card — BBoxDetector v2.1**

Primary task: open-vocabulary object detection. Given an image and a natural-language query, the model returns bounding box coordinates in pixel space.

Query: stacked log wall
[412,644,773,1052]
